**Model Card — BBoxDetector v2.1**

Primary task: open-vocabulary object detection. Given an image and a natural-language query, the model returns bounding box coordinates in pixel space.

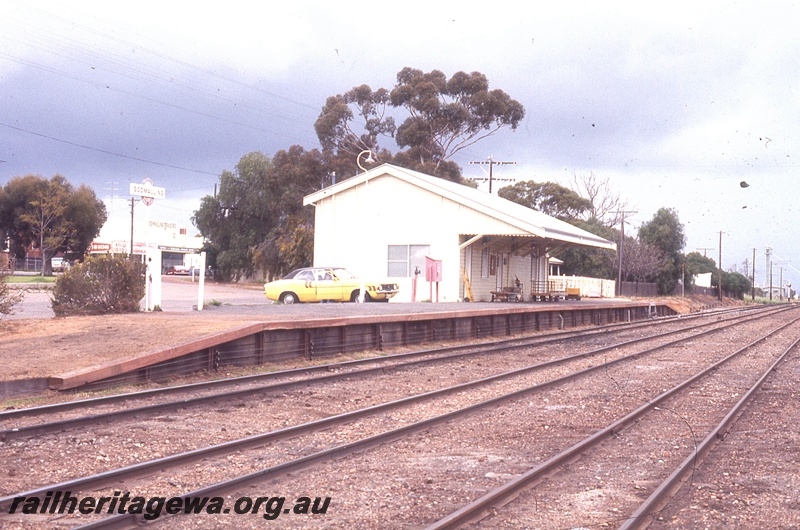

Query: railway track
[430,311,800,529]
[0,304,795,529]
[0,305,769,439]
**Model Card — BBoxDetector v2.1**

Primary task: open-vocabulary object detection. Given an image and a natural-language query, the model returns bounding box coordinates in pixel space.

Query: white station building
[304,164,617,303]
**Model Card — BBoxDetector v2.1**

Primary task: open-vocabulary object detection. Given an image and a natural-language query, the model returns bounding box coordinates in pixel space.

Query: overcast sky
[1,1,798,290]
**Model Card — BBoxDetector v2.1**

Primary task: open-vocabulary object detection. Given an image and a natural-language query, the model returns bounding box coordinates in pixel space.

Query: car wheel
[351,290,370,303]
[281,292,298,305]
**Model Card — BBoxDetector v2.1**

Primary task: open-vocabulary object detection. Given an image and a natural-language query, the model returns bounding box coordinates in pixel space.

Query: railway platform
[30,299,674,395]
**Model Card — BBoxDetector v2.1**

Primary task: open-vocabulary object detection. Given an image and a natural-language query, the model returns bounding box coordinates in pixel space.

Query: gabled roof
[304,164,616,251]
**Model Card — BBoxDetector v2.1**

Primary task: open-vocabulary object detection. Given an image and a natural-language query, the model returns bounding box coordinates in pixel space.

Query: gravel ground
[1,307,797,529]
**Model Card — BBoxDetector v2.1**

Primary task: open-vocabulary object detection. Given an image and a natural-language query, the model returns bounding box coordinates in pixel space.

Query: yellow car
[264,267,399,304]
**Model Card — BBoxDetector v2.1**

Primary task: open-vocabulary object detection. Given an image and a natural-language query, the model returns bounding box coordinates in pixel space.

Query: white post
[146,247,162,311]
[196,251,206,311]
[129,178,166,311]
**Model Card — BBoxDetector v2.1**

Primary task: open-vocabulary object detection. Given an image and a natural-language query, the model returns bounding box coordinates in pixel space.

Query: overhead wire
[5,2,305,108]
[0,121,219,176]
[13,1,319,112]
[0,2,323,176]
[0,18,314,131]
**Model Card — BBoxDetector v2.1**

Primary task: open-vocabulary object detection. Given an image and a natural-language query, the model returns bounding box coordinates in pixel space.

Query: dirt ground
[1,311,261,381]
[658,293,749,313]
[0,294,747,383]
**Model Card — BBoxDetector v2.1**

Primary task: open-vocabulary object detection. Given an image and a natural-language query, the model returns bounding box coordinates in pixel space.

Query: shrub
[52,254,145,316]
[0,273,23,316]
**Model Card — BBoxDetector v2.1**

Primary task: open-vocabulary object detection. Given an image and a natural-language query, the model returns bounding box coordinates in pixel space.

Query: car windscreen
[332,268,356,280]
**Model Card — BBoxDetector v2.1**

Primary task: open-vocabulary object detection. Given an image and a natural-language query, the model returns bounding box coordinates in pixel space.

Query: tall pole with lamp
[356,150,375,303]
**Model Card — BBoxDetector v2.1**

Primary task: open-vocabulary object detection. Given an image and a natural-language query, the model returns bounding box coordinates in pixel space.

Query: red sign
[90,242,112,252]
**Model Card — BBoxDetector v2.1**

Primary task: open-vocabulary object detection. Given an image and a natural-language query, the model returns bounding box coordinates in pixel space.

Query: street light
[355,149,375,302]
[357,149,375,174]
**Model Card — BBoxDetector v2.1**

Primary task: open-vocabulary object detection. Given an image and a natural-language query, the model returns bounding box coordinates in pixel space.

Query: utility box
[425,256,442,302]
[425,256,442,282]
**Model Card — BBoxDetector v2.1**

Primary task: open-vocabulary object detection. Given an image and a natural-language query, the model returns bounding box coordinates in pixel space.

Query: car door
[312,268,344,301]
[292,269,317,301]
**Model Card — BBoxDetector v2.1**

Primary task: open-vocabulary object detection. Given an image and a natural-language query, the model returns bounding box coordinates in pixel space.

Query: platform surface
[2,277,661,396]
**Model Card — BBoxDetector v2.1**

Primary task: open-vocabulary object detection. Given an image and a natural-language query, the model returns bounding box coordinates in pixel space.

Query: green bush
[0,273,23,316]
[52,254,145,316]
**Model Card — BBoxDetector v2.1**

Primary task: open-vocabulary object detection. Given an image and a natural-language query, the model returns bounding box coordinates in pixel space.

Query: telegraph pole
[766,247,772,300]
[469,156,517,193]
[105,181,119,203]
[697,247,714,258]
[129,197,138,258]
[752,247,756,300]
[613,209,637,297]
[770,261,774,301]
[718,231,723,301]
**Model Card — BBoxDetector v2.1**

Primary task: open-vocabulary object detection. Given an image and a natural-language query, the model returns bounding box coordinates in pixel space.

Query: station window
[481,247,490,278]
[388,244,430,277]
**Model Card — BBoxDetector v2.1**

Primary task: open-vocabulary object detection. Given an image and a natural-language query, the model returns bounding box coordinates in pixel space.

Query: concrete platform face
[3,276,666,396]
[45,298,669,392]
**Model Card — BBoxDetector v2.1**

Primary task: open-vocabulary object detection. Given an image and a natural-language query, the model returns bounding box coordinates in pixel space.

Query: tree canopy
[192,147,326,280]
[314,67,524,181]
[0,174,107,275]
[196,67,525,280]
[684,251,717,280]
[638,208,686,294]
[498,180,592,221]
[390,68,525,171]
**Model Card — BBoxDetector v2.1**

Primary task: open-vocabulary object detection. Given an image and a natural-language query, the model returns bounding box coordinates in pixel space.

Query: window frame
[387,244,431,278]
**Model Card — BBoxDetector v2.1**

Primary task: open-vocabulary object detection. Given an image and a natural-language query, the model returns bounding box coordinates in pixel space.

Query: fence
[620,281,658,298]
[550,276,617,298]
[9,257,42,273]
[687,285,741,299]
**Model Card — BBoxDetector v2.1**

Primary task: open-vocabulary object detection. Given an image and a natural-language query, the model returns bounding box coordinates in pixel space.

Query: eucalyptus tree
[193,147,326,280]
[315,67,525,182]
[498,180,592,221]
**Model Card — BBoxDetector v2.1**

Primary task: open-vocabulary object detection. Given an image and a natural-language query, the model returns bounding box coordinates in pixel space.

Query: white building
[91,202,203,271]
[303,164,616,302]
[694,272,713,288]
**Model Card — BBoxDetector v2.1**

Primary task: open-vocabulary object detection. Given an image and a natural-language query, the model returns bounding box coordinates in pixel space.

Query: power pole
[469,156,516,193]
[770,261,774,301]
[766,247,772,300]
[697,247,714,258]
[752,247,756,300]
[613,209,637,297]
[129,197,138,258]
[718,231,723,301]
[105,181,119,203]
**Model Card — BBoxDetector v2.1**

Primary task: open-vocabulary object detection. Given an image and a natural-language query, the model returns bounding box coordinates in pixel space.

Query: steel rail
[2,308,790,526]
[0,305,760,422]
[0,306,783,441]
[424,312,800,530]
[617,334,800,529]
[1,306,770,511]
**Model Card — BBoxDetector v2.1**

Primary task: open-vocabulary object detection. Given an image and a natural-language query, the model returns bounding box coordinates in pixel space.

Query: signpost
[129,178,166,204]
[130,178,166,311]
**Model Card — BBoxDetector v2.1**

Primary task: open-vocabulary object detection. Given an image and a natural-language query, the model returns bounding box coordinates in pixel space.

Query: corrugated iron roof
[304,164,616,251]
